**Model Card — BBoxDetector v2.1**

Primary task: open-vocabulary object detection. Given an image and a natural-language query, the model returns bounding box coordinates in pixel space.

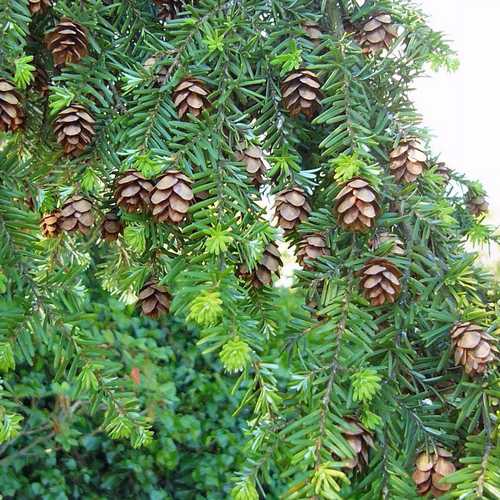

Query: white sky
[413,0,499,263]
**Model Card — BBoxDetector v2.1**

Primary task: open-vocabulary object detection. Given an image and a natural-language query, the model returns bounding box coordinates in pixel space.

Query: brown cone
[151,170,194,224]
[101,212,123,242]
[53,104,95,156]
[390,139,427,183]
[32,67,49,96]
[358,13,398,54]
[370,232,405,256]
[29,0,51,14]
[59,195,94,235]
[45,18,88,67]
[154,0,187,20]
[115,171,154,213]
[40,211,61,238]
[274,187,311,232]
[235,145,269,187]
[297,234,330,270]
[450,322,497,376]
[238,243,282,288]
[172,77,210,119]
[281,69,322,119]
[0,79,24,133]
[360,258,402,306]
[436,162,451,183]
[334,177,380,232]
[466,193,489,217]
[413,448,456,497]
[340,417,374,471]
[144,57,169,87]
[137,280,171,318]
[302,21,322,45]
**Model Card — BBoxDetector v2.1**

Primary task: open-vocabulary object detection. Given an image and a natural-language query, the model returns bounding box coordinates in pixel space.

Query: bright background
[414,0,499,268]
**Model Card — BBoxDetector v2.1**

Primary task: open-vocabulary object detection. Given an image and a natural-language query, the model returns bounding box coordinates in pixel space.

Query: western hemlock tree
[0,0,498,499]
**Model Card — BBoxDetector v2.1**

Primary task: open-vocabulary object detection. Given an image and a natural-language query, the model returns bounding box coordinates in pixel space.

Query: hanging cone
[40,211,61,238]
[450,322,497,376]
[59,195,94,235]
[153,0,188,20]
[274,187,311,232]
[370,232,405,256]
[137,280,171,318]
[238,243,282,288]
[28,0,51,14]
[389,139,427,183]
[435,162,451,183]
[101,212,123,242]
[53,104,95,156]
[115,171,154,213]
[32,67,49,96]
[45,18,88,67]
[466,192,489,217]
[0,79,24,132]
[172,77,210,119]
[151,170,194,224]
[235,145,269,187]
[144,56,169,87]
[357,13,398,54]
[302,21,322,45]
[334,177,380,232]
[340,417,374,471]
[297,234,330,270]
[281,69,322,119]
[360,258,402,306]
[413,448,456,497]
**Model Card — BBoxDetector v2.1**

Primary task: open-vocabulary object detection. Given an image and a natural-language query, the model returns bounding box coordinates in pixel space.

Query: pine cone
[436,162,451,182]
[60,195,94,234]
[101,212,123,242]
[358,13,398,54]
[154,0,185,20]
[115,171,154,213]
[274,187,311,232]
[151,170,194,224]
[32,67,49,96]
[144,57,169,87]
[137,280,171,318]
[390,139,427,183]
[28,0,51,14]
[281,69,322,119]
[172,77,210,119]
[238,243,282,288]
[45,19,88,67]
[450,322,497,376]
[235,145,268,187]
[360,258,402,306]
[0,79,24,133]
[40,211,61,238]
[297,234,330,270]
[53,104,95,156]
[466,192,489,217]
[413,448,456,497]
[302,21,322,45]
[370,232,405,256]
[341,417,374,471]
[334,178,380,232]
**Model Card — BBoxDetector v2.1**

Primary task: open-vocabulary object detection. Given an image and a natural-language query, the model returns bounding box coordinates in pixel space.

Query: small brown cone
[53,104,95,156]
[45,19,88,67]
[101,212,123,242]
[334,177,380,232]
[172,77,210,119]
[389,139,427,183]
[360,258,402,306]
[28,0,51,14]
[340,417,374,471]
[137,280,171,318]
[238,243,282,288]
[358,13,398,54]
[115,171,154,213]
[235,145,269,187]
[40,211,61,238]
[450,322,497,376]
[370,232,405,256]
[274,187,311,232]
[151,170,194,224]
[32,67,49,96]
[59,195,94,235]
[297,234,330,270]
[302,21,322,45]
[144,57,169,87]
[0,79,24,133]
[154,0,186,20]
[436,162,451,183]
[466,193,489,217]
[413,448,456,497]
[281,69,322,119]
